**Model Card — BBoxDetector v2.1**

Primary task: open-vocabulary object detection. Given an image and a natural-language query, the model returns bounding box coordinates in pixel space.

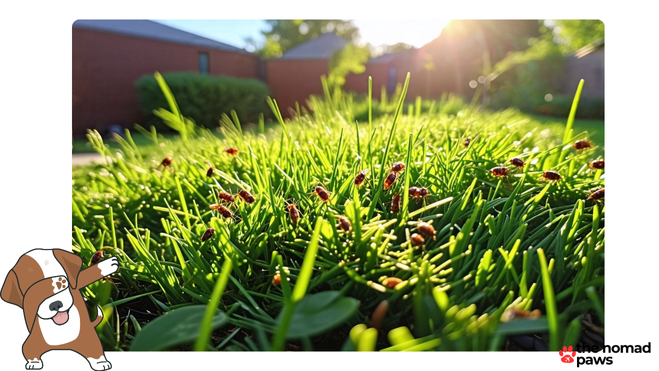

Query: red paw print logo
[560,345,576,363]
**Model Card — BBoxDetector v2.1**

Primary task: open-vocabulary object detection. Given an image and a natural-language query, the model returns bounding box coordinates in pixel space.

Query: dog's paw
[88,356,112,370]
[53,276,68,291]
[97,257,119,276]
[25,359,43,370]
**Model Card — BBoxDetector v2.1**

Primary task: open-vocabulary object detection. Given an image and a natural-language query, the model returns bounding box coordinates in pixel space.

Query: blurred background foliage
[328,43,371,91]
[552,20,605,52]
[246,20,361,59]
[115,19,603,142]
[247,20,603,119]
[486,20,603,119]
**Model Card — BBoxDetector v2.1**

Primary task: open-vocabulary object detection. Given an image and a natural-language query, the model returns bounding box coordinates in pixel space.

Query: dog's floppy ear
[1,270,23,308]
[53,249,82,289]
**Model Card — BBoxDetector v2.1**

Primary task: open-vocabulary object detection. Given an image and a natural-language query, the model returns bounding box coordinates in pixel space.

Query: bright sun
[353,19,451,48]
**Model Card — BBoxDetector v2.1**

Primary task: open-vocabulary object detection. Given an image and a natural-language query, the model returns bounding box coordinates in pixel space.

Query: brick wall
[72,28,260,136]
[264,59,331,116]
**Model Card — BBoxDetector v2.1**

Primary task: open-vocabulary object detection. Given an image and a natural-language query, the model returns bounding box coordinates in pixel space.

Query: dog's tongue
[53,311,69,325]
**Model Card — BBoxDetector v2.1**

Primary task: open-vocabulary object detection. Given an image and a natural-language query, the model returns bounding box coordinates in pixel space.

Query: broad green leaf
[278,291,359,339]
[130,305,227,351]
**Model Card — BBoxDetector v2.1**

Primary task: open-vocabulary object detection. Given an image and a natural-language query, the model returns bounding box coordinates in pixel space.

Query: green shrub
[488,54,566,113]
[135,72,272,131]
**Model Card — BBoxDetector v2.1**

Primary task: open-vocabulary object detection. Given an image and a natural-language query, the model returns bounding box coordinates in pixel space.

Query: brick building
[264,33,348,113]
[344,49,417,96]
[265,33,431,113]
[72,20,260,136]
[73,21,604,136]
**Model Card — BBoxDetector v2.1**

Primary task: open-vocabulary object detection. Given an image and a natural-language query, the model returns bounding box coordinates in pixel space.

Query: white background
[0,1,657,370]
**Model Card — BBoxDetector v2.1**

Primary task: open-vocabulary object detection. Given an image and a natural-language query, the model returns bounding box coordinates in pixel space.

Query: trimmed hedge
[136,72,272,130]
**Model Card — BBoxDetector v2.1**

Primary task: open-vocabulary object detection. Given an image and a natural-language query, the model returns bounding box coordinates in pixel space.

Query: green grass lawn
[72,114,603,158]
[72,75,604,351]
[529,114,604,154]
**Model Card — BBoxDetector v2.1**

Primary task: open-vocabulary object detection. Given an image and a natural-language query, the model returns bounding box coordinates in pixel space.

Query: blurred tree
[552,20,604,51]
[421,20,541,96]
[379,42,413,54]
[488,20,604,83]
[434,20,541,67]
[327,43,371,90]
[488,33,561,81]
[486,19,604,114]
[367,42,413,58]
[246,20,360,58]
[490,20,604,79]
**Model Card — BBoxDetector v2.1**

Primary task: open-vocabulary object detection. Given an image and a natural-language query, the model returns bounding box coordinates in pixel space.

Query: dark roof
[277,33,348,60]
[73,20,251,54]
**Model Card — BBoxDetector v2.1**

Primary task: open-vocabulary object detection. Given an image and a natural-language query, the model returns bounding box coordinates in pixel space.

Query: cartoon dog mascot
[1,248,119,370]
